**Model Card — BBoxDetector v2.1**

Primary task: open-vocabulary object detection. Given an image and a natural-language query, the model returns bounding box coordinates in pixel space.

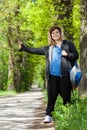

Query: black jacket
[20,40,79,79]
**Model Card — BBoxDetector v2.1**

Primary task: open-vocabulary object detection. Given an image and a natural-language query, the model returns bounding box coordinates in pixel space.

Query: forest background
[0,0,87,98]
[0,0,81,92]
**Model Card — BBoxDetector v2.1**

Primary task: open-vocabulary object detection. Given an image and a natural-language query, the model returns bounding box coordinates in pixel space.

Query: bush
[53,91,87,130]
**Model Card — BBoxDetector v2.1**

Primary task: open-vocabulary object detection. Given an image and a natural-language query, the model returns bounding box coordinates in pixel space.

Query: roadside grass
[0,90,17,96]
[53,90,87,130]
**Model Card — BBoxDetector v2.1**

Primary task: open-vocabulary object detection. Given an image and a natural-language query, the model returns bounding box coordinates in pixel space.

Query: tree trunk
[79,0,87,97]
[7,37,14,91]
[7,5,23,92]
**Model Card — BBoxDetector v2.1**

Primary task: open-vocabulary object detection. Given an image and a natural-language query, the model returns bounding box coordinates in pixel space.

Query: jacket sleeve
[67,41,79,62]
[19,44,46,55]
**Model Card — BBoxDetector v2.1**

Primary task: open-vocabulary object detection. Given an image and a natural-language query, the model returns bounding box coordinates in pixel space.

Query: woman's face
[51,29,62,41]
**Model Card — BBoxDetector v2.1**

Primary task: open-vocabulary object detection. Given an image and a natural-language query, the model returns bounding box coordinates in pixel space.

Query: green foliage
[0,0,35,91]
[0,0,81,92]
[53,92,87,130]
[33,56,46,88]
[19,54,35,91]
[20,0,56,46]
[0,38,8,90]
[18,0,56,87]
[73,0,80,51]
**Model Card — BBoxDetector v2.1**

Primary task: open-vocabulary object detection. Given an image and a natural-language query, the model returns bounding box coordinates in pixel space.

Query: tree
[0,0,81,91]
[79,0,87,97]
[0,0,34,91]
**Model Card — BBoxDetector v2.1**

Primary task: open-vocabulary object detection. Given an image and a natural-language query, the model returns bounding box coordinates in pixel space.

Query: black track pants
[46,75,71,116]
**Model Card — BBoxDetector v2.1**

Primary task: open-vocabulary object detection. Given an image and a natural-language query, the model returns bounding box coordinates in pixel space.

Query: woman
[19,26,78,123]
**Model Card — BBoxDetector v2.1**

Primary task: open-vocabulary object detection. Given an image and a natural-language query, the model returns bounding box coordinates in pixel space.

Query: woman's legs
[46,75,60,116]
[44,76,71,123]
[59,76,72,105]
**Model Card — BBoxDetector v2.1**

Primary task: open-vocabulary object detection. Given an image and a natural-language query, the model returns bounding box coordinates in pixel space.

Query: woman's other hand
[62,50,68,56]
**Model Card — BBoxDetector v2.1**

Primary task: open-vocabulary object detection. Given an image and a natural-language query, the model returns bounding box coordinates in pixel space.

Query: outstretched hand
[18,39,23,50]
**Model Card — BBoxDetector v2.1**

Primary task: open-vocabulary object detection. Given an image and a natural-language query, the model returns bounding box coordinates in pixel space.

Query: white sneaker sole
[43,115,53,123]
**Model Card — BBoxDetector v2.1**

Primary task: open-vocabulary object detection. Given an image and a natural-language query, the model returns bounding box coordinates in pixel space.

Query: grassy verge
[0,90,17,96]
[53,90,87,130]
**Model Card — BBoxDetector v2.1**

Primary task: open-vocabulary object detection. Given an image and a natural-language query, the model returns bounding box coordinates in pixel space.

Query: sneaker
[43,115,53,123]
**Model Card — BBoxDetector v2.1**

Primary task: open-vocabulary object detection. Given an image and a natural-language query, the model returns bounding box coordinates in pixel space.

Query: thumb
[18,38,23,49]
[18,38,23,45]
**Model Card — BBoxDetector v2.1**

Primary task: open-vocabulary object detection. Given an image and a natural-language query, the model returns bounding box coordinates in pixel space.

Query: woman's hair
[48,25,65,45]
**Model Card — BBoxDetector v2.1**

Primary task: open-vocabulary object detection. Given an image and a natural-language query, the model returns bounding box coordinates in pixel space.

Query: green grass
[0,90,17,96]
[53,91,87,130]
